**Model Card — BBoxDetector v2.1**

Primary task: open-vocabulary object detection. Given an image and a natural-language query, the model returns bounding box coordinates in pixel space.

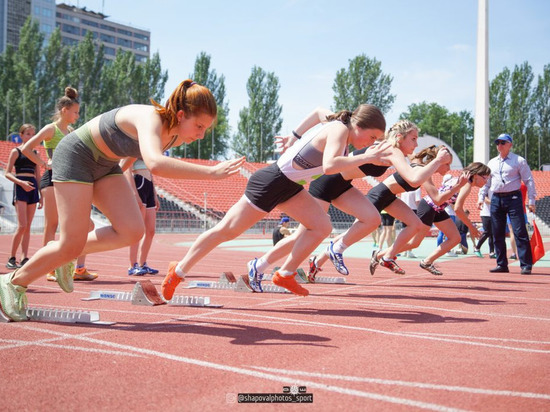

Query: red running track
[1,233,549,411]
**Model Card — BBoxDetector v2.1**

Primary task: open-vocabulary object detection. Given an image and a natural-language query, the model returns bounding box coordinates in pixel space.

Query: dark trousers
[491,192,533,270]
[476,216,494,253]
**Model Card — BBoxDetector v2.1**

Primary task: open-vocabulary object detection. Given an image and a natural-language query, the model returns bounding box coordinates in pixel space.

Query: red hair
[151,79,217,129]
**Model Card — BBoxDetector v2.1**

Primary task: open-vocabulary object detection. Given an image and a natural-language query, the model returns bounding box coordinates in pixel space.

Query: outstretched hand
[274,134,297,154]
[365,141,393,166]
[212,156,246,179]
[436,147,452,164]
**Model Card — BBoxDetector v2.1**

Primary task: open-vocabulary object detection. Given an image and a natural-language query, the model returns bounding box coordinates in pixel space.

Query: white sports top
[277,122,346,185]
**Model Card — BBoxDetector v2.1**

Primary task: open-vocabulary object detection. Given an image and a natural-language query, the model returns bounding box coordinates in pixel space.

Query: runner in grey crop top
[98,108,142,158]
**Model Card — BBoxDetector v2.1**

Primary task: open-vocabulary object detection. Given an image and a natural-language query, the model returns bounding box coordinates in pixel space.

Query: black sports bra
[393,163,421,192]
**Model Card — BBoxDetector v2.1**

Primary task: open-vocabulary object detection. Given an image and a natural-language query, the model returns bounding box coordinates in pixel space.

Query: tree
[489,67,511,157]
[532,64,550,169]
[38,28,71,128]
[332,54,395,113]
[177,52,228,159]
[508,62,535,161]
[13,18,43,128]
[400,102,474,164]
[233,66,282,162]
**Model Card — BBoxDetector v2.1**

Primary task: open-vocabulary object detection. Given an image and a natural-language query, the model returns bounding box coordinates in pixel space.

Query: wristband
[292,130,302,139]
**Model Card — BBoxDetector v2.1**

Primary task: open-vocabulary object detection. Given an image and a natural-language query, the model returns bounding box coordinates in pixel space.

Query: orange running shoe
[161,261,183,300]
[272,271,309,296]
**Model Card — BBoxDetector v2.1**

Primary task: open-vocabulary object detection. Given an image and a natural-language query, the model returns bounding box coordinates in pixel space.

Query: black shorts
[416,199,451,226]
[134,174,156,209]
[39,169,53,190]
[366,183,397,212]
[308,173,353,202]
[244,163,303,212]
[13,176,40,205]
[381,213,395,226]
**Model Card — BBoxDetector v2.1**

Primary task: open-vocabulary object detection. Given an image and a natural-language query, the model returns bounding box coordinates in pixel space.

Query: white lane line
[8,323,464,412]
[250,367,550,400]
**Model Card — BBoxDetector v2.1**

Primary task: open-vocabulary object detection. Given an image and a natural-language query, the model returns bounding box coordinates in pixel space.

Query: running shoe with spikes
[0,272,28,322]
[272,271,309,296]
[419,260,443,276]
[369,250,380,276]
[380,257,406,275]
[141,263,159,275]
[161,261,182,301]
[247,258,263,293]
[55,261,75,293]
[307,256,322,283]
[327,241,349,275]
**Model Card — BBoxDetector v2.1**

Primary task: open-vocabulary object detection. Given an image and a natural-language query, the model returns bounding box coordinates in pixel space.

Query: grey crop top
[98,108,142,158]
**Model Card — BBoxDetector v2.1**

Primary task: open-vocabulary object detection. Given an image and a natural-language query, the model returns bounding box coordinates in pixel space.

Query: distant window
[61,24,80,35]
[118,28,132,37]
[134,42,148,52]
[100,24,116,32]
[82,19,99,28]
[100,33,115,44]
[117,37,132,47]
[104,46,116,56]
[133,32,149,41]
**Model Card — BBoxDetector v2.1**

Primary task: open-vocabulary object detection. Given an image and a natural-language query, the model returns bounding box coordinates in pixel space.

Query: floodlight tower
[474,0,490,163]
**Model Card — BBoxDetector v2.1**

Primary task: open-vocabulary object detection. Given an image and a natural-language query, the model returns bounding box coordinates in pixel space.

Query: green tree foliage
[233,66,282,162]
[400,102,474,164]
[489,62,546,169]
[532,64,550,169]
[175,52,229,159]
[332,54,395,113]
[0,17,167,139]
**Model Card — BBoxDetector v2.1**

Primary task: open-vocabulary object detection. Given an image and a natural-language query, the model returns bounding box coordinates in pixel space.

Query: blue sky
[59,0,550,141]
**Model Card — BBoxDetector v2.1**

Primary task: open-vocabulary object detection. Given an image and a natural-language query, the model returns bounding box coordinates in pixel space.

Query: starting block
[0,306,114,325]
[235,274,290,294]
[83,280,223,308]
[263,268,347,285]
[186,272,237,290]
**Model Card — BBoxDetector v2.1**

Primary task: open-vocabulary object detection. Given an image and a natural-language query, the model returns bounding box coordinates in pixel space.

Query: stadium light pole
[473,0,490,164]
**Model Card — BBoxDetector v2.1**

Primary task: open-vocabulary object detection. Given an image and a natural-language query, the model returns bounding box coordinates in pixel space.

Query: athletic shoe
[247,258,263,293]
[419,260,443,276]
[46,271,56,282]
[489,252,496,259]
[307,256,322,283]
[446,251,457,257]
[510,254,518,260]
[406,251,417,259]
[73,267,98,281]
[474,249,483,258]
[327,242,349,275]
[380,258,406,275]
[19,257,29,266]
[272,271,309,296]
[55,261,75,293]
[141,263,159,275]
[369,250,380,276]
[161,261,182,301]
[0,272,28,321]
[128,263,146,276]
[6,257,18,270]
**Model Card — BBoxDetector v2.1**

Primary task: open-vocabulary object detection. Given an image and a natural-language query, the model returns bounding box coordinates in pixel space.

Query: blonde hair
[464,161,491,177]
[385,120,419,148]
[151,79,217,130]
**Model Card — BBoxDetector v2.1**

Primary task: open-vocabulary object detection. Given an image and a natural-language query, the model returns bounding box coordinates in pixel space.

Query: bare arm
[20,124,54,168]
[389,148,450,187]
[275,107,334,153]
[454,183,480,238]
[135,111,245,180]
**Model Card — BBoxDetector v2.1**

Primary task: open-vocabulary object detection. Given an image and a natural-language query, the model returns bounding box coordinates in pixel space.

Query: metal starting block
[263,269,347,285]
[83,280,223,308]
[186,272,237,290]
[0,306,114,325]
[235,274,290,294]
